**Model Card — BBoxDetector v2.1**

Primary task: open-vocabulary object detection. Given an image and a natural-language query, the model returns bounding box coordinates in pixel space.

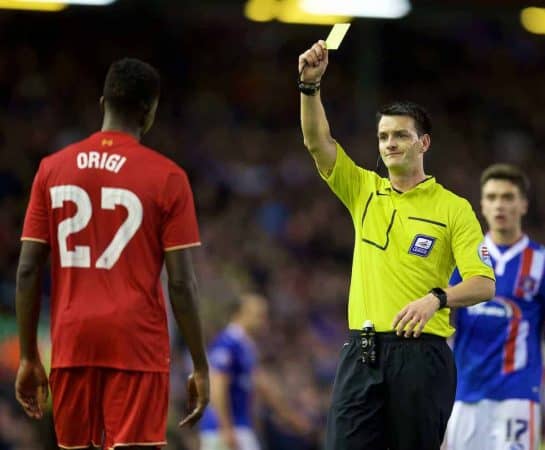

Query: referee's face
[481,179,527,234]
[377,115,428,173]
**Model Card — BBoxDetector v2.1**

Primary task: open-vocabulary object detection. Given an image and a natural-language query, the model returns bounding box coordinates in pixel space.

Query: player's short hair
[377,101,432,137]
[228,292,266,317]
[103,58,160,117]
[226,296,242,317]
[480,163,530,198]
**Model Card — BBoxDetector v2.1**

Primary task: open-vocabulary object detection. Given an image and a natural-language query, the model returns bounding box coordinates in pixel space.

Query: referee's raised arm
[299,40,337,175]
[297,37,496,448]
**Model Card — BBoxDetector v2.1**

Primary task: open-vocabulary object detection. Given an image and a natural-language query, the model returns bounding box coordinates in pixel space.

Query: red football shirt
[22,131,200,372]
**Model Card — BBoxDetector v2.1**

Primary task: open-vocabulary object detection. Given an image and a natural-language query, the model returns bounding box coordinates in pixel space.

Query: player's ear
[139,102,151,127]
[521,197,528,216]
[141,100,151,114]
[141,100,159,135]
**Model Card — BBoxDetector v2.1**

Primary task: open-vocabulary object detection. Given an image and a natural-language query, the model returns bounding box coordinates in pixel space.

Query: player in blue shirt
[445,164,545,450]
[200,293,310,450]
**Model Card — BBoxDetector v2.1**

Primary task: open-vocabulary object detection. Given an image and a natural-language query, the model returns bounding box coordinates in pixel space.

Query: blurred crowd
[0,4,544,449]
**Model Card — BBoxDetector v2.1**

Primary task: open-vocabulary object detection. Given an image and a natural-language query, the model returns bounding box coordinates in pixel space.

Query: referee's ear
[419,133,431,153]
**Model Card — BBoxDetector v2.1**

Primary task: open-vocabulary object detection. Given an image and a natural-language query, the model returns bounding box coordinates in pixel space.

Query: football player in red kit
[15,58,209,449]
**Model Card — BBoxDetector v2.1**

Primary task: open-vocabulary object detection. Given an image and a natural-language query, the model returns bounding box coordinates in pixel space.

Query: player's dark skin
[15,241,49,420]
[15,99,209,449]
[15,244,209,410]
[15,243,209,441]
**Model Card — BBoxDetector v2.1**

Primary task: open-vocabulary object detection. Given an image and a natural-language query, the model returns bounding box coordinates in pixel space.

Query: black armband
[298,79,320,96]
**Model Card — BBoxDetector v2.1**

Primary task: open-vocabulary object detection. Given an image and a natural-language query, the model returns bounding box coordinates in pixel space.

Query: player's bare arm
[165,248,210,427]
[254,368,312,435]
[210,370,239,450]
[299,40,337,175]
[15,241,50,419]
[393,275,495,338]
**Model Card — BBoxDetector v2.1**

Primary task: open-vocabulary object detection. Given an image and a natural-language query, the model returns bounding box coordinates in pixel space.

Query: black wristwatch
[429,287,448,309]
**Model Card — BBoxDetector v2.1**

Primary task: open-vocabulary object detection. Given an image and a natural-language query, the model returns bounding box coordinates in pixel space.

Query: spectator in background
[200,293,311,450]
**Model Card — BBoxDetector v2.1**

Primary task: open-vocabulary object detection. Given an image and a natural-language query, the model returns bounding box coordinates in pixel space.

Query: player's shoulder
[137,143,184,171]
[36,138,88,175]
[526,239,545,253]
[210,328,238,351]
[222,324,249,344]
[135,145,193,189]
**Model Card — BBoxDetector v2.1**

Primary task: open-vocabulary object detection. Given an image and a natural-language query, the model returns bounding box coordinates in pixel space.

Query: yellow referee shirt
[320,143,495,337]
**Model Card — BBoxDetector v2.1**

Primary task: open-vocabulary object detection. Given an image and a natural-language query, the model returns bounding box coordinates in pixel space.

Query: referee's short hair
[103,58,160,117]
[377,101,432,137]
[481,163,530,198]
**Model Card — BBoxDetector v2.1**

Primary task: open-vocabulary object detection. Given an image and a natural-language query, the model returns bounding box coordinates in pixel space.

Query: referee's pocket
[360,193,396,251]
[339,341,350,358]
[339,340,362,376]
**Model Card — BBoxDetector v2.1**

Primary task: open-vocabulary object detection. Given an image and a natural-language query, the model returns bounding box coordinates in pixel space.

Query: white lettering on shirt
[467,303,511,318]
[76,152,87,168]
[88,151,99,168]
[76,152,127,173]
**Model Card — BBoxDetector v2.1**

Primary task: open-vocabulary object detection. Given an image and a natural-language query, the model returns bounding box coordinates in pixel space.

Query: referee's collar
[384,176,436,195]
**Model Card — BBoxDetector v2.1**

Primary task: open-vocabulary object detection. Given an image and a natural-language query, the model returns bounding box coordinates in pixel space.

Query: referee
[298,41,495,450]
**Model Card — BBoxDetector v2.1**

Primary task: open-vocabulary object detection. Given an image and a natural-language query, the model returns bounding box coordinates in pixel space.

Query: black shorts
[325,331,457,450]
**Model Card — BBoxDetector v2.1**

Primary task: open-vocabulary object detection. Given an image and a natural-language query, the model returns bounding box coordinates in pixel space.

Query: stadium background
[0,0,545,448]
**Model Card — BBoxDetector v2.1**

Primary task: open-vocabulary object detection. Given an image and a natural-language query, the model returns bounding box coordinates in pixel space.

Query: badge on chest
[408,234,436,257]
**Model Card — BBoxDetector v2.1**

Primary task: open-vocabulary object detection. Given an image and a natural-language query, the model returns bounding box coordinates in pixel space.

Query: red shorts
[49,367,169,449]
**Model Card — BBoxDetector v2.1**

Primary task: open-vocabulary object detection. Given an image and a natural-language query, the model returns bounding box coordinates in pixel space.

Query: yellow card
[325,23,351,50]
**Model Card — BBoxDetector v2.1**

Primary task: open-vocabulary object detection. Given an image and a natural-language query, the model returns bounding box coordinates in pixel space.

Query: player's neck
[101,118,142,141]
[388,168,427,193]
[489,228,524,246]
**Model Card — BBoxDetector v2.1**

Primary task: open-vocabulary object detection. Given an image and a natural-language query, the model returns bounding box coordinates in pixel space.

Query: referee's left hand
[392,294,440,338]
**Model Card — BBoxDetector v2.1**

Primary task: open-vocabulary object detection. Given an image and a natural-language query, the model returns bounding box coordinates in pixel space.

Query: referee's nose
[386,138,398,150]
